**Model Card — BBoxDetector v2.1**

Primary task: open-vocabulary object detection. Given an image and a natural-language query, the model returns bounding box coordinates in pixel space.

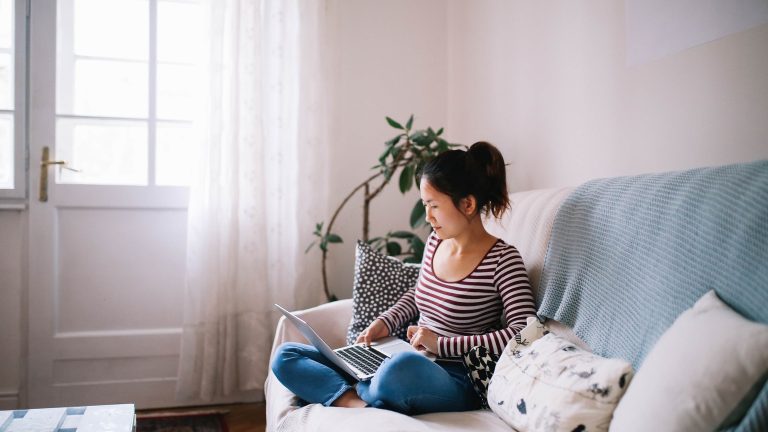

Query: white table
[0,404,135,432]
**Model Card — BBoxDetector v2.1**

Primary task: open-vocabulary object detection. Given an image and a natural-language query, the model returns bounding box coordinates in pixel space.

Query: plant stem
[363,183,370,242]
[320,137,414,301]
[321,171,381,300]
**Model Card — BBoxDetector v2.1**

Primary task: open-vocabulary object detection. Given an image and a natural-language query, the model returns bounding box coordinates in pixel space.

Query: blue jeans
[271,342,481,415]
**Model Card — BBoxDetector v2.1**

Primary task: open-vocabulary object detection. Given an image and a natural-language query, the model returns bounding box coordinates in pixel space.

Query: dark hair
[418,141,510,219]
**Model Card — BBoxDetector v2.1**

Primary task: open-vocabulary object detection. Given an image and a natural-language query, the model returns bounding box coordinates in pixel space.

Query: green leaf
[399,165,414,194]
[326,234,343,243]
[436,127,444,136]
[411,130,431,147]
[379,145,392,160]
[320,239,328,252]
[410,236,425,259]
[406,115,414,130]
[305,241,316,254]
[385,135,402,147]
[386,116,404,130]
[389,230,415,239]
[386,241,402,256]
[410,199,426,228]
[403,256,421,264]
[437,138,449,153]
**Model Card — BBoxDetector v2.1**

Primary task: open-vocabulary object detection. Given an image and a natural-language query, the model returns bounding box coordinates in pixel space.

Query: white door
[27,0,210,409]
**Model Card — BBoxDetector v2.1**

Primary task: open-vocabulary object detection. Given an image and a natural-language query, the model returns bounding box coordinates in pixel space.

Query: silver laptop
[275,304,435,381]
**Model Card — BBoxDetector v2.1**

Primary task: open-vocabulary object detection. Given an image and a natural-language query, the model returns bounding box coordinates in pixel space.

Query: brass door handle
[39,146,80,202]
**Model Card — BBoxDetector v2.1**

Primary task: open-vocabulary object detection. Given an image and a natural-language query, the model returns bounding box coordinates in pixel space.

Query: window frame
[0,0,27,203]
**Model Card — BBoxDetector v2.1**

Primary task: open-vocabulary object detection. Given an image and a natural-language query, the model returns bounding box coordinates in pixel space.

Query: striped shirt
[378,231,537,358]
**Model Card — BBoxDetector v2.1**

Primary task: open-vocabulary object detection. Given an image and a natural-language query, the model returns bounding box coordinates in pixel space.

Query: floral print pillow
[487,332,634,432]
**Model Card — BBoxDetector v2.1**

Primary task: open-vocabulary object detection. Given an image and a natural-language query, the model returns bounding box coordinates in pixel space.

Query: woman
[272,141,537,414]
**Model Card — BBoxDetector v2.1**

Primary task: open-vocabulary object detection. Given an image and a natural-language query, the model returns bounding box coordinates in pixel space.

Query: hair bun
[467,141,496,176]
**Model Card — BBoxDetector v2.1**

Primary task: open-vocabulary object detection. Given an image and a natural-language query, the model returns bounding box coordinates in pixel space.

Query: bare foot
[332,388,367,408]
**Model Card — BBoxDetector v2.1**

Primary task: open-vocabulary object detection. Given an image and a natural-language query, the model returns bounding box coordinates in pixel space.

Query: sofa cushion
[610,290,768,432]
[345,240,421,345]
[488,332,633,432]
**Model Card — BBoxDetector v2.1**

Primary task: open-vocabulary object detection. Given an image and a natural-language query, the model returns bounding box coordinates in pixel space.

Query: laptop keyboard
[335,345,389,376]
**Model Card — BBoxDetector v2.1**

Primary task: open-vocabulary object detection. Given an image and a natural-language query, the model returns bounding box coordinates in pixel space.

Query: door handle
[39,146,80,202]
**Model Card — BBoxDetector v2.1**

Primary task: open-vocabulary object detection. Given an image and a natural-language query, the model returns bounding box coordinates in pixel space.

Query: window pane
[0,114,12,189]
[57,118,148,185]
[0,0,11,49]
[73,0,148,60]
[156,123,194,186]
[0,53,11,110]
[62,59,148,117]
[157,64,199,120]
[158,0,204,64]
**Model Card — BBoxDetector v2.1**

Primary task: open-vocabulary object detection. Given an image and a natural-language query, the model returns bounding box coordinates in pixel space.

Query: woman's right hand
[355,319,389,346]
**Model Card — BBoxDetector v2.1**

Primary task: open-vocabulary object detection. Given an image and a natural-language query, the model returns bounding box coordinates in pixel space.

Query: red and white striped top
[378,231,537,358]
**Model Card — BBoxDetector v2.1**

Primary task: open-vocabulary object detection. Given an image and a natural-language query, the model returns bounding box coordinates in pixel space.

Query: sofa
[265,161,768,431]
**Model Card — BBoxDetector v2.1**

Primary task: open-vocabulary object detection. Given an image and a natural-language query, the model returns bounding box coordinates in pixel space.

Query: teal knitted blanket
[538,160,768,431]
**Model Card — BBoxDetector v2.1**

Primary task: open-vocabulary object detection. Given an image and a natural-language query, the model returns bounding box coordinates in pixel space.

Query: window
[55,0,204,187]
[0,0,25,200]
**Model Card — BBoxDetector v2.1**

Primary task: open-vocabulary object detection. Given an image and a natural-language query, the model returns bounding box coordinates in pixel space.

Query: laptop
[275,304,436,381]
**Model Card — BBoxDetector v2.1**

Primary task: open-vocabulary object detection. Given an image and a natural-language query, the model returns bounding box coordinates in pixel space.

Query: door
[27,0,212,409]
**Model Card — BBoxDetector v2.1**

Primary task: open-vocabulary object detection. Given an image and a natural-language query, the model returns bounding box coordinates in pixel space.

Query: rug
[136,412,228,432]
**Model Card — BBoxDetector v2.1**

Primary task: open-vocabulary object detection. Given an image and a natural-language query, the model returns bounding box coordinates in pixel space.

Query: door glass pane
[158,0,203,64]
[0,0,12,111]
[156,123,194,186]
[71,59,148,118]
[0,53,11,110]
[157,64,197,120]
[57,118,148,185]
[0,113,12,189]
[74,0,148,60]
[0,0,11,48]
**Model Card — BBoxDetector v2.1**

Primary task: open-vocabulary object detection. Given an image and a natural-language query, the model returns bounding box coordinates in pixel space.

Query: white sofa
[265,162,768,431]
[265,187,582,432]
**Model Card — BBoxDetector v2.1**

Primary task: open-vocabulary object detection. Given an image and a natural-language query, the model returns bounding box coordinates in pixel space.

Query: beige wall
[446,0,768,191]
[322,0,768,300]
[323,0,447,299]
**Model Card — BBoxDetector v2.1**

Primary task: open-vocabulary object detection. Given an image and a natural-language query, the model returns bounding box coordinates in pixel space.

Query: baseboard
[0,389,19,410]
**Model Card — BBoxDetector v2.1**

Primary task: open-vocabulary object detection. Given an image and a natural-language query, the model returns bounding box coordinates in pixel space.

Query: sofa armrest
[269,299,353,359]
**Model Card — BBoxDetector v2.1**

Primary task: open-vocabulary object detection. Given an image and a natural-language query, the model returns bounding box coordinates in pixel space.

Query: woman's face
[419,178,471,240]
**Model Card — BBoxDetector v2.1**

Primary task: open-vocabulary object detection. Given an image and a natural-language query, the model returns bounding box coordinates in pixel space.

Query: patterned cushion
[345,241,420,345]
[463,317,549,409]
[488,333,633,432]
[462,346,499,409]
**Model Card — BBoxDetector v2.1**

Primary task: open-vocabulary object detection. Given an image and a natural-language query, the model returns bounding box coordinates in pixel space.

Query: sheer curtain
[176,0,328,401]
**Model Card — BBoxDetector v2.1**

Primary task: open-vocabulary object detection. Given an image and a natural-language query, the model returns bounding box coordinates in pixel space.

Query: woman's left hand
[407,326,439,354]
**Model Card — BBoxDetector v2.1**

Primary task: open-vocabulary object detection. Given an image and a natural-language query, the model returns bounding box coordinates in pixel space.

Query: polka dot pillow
[345,240,421,345]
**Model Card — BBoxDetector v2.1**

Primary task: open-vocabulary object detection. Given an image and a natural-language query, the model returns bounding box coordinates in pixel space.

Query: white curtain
[176,0,329,401]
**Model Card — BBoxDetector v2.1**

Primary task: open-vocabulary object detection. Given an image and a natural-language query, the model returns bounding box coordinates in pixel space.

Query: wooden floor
[137,402,267,432]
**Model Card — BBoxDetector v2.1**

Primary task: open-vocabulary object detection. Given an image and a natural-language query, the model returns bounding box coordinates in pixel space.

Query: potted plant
[307,115,459,301]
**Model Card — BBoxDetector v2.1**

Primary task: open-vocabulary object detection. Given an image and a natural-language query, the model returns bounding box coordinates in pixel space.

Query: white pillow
[610,290,768,431]
[488,332,634,432]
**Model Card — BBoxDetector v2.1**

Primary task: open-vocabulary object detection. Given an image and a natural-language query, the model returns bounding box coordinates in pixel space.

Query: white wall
[321,0,768,301]
[323,0,447,299]
[446,0,768,191]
